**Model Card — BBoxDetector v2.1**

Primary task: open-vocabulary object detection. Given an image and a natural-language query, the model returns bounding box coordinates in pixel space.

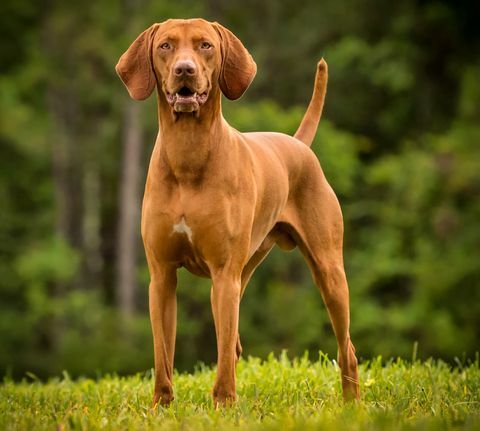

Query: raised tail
[294,59,328,147]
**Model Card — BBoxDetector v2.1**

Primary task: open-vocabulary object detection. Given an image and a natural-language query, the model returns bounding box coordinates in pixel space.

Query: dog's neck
[155,87,227,183]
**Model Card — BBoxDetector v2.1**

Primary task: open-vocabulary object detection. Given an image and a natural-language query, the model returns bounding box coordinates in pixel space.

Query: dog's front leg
[210,271,241,406]
[149,266,177,407]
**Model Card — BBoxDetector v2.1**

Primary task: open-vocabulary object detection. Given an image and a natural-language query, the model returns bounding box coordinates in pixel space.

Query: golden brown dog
[116,18,359,406]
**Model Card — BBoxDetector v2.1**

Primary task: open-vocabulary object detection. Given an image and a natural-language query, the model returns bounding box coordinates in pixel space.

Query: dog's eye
[200,42,212,50]
[160,42,171,50]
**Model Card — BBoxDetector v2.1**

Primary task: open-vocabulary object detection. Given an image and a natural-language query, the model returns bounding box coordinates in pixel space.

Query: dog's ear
[212,22,257,100]
[116,24,160,101]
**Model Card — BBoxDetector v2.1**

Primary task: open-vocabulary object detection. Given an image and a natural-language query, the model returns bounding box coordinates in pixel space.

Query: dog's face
[154,20,219,113]
[116,19,257,114]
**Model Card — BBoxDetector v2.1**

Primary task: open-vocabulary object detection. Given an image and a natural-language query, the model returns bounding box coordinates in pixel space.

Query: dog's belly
[182,256,211,278]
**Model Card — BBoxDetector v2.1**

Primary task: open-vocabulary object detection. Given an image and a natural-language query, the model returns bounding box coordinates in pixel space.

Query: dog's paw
[152,389,174,409]
[212,387,237,408]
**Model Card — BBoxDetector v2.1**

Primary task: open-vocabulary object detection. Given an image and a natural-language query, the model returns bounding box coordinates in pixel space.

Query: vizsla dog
[116,18,359,406]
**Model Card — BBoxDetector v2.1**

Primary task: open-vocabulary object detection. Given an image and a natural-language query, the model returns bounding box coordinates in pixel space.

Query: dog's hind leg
[235,236,276,360]
[286,179,360,400]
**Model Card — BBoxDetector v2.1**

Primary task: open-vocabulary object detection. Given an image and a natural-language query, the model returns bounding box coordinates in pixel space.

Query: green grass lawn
[1,353,479,430]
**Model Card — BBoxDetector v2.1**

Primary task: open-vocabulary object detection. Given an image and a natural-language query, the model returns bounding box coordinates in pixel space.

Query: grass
[1,353,479,430]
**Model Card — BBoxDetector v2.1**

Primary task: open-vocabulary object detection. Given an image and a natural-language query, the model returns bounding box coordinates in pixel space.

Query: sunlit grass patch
[1,353,479,430]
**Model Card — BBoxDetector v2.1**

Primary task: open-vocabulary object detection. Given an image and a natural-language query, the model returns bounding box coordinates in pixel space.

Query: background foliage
[0,0,479,378]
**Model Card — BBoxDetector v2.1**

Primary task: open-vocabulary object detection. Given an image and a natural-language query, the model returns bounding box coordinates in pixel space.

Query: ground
[1,353,479,430]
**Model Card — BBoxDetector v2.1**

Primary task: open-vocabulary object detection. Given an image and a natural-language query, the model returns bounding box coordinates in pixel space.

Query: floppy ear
[212,23,257,100]
[115,24,160,100]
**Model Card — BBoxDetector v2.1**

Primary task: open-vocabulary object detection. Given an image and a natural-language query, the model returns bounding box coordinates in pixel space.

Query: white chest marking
[172,217,193,243]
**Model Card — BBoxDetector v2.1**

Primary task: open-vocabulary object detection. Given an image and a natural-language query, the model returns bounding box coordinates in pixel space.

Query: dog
[116,18,359,406]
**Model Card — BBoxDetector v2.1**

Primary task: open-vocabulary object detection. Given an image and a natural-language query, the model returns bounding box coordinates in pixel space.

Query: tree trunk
[82,155,102,289]
[44,30,84,284]
[116,100,143,316]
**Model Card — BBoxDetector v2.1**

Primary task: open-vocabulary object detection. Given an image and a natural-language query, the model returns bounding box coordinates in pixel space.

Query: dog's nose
[174,60,197,77]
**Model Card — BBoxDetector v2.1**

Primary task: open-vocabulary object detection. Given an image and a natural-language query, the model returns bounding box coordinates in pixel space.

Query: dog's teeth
[193,92,197,97]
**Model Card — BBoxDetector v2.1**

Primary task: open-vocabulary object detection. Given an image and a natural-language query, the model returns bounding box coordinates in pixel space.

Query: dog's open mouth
[166,86,208,113]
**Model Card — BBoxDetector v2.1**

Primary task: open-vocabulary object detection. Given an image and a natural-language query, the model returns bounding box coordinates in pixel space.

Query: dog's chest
[142,179,246,270]
[172,216,193,243]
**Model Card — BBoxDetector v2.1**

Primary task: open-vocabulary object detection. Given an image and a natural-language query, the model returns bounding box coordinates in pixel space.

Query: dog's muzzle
[166,86,208,113]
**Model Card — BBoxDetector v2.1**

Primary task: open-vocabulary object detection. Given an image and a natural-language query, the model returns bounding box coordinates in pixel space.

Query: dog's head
[116,19,256,113]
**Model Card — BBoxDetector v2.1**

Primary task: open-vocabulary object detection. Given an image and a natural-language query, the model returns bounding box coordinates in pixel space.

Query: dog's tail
[294,59,328,147]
